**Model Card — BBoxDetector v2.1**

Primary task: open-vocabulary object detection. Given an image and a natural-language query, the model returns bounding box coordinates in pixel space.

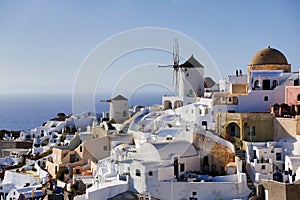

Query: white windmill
[159,39,204,101]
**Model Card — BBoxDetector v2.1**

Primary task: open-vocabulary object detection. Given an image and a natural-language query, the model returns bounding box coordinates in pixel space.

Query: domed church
[248,46,291,75]
[246,46,295,92]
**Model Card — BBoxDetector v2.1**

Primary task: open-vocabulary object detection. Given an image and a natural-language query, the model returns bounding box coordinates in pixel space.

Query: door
[263,79,270,90]
[174,157,179,179]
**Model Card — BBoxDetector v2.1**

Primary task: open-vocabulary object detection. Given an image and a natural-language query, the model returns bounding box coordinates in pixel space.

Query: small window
[264,96,268,101]
[187,73,189,77]
[80,146,82,152]
[180,163,185,172]
[192,191,197,196]
[136,169,141,176]
[248,126,256,136]
[297,94,300,101]
[276,153,282,161]
[149,171,153,176]
[103,146,108,151]
[262,165,265,170]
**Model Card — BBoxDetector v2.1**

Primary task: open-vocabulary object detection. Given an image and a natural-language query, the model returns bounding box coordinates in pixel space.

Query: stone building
[260,179,300,200]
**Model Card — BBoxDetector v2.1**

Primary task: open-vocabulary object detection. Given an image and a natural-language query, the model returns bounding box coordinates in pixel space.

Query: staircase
[246,172,257,198]
[235,148,257,199]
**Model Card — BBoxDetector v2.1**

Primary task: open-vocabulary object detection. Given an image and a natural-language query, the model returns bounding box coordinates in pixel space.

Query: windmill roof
[179,55,204,68]
[111,95,128,101]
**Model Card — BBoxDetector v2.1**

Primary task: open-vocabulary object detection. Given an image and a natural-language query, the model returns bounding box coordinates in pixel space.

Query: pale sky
[0,0,299,95]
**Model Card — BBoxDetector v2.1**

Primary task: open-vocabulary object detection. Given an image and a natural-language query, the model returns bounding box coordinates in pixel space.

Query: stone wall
[261,179,300,200]
[0,141,32,157]
[209,143,235,174]
[217,112,274,143]
[0,141,32,149]
[193,134,235,175]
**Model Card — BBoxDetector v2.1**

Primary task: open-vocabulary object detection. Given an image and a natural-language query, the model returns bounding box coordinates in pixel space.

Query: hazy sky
[0,0,299,95]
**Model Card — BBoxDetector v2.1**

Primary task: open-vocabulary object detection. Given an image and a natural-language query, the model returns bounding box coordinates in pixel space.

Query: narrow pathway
[235,148,257,199]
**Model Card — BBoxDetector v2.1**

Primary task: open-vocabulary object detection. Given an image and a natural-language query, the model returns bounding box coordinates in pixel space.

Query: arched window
[254,80,259,88]
[297,94,300,101]
[272,80,278,89]
[264,96,269,101]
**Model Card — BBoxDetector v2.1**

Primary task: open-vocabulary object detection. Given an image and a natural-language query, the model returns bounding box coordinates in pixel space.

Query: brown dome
[249,46,288,65]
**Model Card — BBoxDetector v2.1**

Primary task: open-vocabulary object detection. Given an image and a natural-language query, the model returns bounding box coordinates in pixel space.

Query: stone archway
[174,100,183,109]
[226,122,240,138]
[163,100,172,110]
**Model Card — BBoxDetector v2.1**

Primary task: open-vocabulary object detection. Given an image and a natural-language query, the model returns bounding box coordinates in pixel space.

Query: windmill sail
[158,39,180,94]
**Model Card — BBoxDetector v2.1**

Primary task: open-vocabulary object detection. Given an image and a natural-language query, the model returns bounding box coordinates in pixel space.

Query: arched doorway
[174,100,183,109]
[163,100,172,110]
[226,122,240,138]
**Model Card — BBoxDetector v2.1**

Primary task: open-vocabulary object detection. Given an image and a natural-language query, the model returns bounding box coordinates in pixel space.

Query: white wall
[219,75,247,92]
[3,171,38,187]
[157,166,174,181]
[179,67,204,99]
[174,99,214,129]
[179,156,200,175]
[238,85,287,112]
[285,155,300,183]
[145,173,250,200]
[110,100,128,119]
[84,180,129,200]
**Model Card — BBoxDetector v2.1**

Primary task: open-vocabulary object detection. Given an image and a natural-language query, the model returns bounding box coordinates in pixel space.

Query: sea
[0,93,167,131]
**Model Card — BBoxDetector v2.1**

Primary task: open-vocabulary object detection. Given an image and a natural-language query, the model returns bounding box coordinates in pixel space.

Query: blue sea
[0,93,167,131]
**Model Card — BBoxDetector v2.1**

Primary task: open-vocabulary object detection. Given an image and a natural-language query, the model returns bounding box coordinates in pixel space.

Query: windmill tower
[178,54,204,99]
